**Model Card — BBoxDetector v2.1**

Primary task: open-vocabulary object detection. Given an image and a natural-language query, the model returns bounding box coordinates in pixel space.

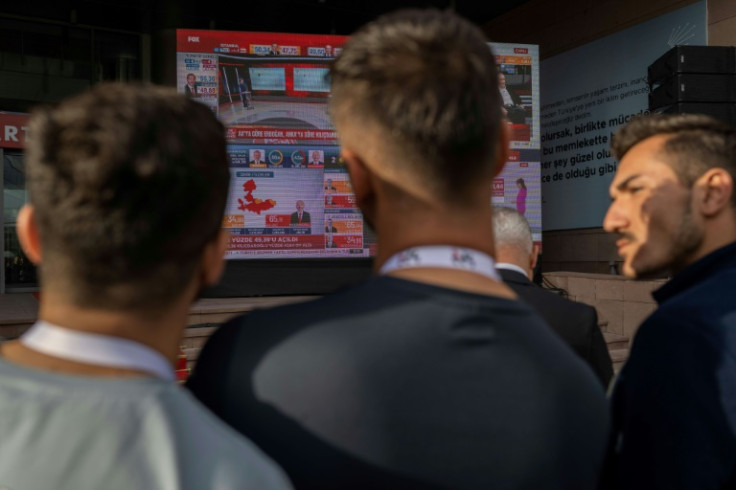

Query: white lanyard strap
[379,245,501,282]
[20,321,176,382]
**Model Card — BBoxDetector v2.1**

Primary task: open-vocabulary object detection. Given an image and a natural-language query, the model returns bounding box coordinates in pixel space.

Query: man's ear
[16,205,42,265]
[493,122,511,178]
[529,243,540,273]
[695,168,734,217]
[201,228,230,287]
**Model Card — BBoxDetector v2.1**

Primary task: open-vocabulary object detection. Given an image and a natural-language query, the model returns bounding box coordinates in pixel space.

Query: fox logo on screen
[187,36,200,43]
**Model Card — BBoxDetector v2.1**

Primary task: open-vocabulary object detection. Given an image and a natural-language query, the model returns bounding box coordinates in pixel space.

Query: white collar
[379,245,501,282]
[495,262,531,279]
[20,321,176,382]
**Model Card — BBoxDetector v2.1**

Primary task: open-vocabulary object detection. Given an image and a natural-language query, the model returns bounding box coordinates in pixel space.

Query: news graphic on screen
[489,43,542,244]
[177,32,540,256]
[178,30,375,260]
[490,43,540,151]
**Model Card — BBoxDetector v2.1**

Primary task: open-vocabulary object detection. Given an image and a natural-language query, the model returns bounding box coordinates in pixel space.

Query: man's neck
[675,215,736,275]
[0,293,190,377]
[371,202,515,299]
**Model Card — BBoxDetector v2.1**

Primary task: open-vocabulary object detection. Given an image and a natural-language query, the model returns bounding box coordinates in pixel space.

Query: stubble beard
[632,197,703,279]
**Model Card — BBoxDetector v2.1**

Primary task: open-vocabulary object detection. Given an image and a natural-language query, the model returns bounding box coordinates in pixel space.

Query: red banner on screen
[264,214,292,227]
[229,234,326,251]
[178,30,347,55]
[325,194,356,208]
[331,235,363,248]
[492,179,505,197]
[0,113,29,149]
[227,127,337,142]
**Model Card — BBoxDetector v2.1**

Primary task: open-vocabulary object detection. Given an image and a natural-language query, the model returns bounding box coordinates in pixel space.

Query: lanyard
[379,245,501,282]
[20,321,176,382]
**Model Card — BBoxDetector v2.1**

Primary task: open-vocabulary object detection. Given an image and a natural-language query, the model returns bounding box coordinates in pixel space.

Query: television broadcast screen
[177,30,375,260]
[490,42,542,245]
[177,31,541,258]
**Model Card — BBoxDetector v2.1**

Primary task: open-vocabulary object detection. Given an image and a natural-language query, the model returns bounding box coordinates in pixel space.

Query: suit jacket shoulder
[498,269,613,386]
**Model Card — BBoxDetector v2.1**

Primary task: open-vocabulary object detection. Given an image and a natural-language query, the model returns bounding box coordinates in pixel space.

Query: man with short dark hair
[0,84,290,490]
[603,113,736,489]
[189,10,608,489]
[493,206,613,386]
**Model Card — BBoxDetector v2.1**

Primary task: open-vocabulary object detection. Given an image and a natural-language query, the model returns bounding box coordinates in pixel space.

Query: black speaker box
[648,46,736,86]
[652,102,736,126]
[649,74,736,108]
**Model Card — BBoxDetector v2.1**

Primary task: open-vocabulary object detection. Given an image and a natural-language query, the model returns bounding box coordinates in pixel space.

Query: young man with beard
[603,114,736,489]
[188,9,608,489]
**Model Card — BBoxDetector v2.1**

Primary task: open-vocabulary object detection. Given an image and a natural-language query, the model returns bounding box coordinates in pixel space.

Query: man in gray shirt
[0,84,291,490]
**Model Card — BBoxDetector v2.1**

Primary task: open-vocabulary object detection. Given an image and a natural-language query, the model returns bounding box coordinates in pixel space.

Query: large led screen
[490,42,542,245]
[177,31,541,258]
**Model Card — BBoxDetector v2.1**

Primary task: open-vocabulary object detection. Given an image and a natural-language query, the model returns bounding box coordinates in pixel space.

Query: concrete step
[603,332,630,350]
[610,348,629,373]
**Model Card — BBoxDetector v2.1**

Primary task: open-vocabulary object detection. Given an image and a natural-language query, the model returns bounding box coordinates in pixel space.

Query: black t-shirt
[188,276,609,489]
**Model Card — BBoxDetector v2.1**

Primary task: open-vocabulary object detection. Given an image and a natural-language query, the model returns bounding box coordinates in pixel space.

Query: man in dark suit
[289,200,310,226]
[493,206,613,386]
[325,218,337,233]
[184,73,197,98]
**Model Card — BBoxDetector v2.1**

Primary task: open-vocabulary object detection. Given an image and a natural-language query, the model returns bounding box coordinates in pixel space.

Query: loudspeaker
[648,46,736,86]
[649,74,736,108]
[652,102,736,126]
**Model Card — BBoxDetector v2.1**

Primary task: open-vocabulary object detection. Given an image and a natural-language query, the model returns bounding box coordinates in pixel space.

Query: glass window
[3,151,37,289]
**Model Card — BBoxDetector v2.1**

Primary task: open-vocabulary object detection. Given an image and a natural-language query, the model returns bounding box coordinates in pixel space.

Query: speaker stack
[648,46,736,126]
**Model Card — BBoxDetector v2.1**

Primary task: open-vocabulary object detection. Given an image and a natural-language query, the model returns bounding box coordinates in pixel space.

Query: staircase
[603,330,630,373]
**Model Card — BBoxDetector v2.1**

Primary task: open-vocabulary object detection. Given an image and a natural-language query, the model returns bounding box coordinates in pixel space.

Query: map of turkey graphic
[237,179,276,214]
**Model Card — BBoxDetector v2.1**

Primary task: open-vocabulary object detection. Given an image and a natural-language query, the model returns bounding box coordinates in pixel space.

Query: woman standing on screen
[515,178,527,216]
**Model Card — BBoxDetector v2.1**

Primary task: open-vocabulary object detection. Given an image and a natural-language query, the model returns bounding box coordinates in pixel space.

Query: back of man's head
[493,206,534,272]
[329,9,503,201]
[26,83,230,310]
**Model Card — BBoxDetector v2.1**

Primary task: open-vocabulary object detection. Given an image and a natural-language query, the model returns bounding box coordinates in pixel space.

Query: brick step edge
[603,332,630,350]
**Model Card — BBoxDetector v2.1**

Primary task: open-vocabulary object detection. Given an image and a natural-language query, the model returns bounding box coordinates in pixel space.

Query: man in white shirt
[0,83,291,490]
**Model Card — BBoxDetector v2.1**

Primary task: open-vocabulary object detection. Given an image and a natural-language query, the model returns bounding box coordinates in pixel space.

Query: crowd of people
[0,7,735,490]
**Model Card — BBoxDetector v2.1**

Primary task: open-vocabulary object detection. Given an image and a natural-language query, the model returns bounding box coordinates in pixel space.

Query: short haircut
[329,9,503,199]
[26,83,230,309]
[492,206,533,255]
[612,113,736,205]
